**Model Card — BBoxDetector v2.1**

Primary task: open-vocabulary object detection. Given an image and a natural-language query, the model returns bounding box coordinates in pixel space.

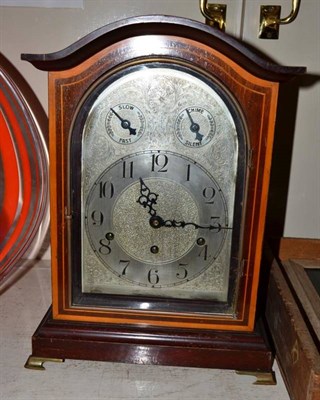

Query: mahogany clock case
[22,16,305,371]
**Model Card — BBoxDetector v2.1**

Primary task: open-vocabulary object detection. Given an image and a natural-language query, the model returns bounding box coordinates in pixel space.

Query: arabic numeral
[198,244,208,261]
[210,216,222,232]
[148,268,159,285]
[176,264,188,280]
[98,235,112,255]
[151,154,168,172]
[203,187,216,204]
[99,181,114,198]
[122,161,134,178]
[120,260,130,275]
[186,164,191,181]
[90,210,104,226]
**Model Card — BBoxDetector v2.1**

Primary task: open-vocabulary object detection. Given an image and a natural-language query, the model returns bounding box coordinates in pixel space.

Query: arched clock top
[21,15,305,81]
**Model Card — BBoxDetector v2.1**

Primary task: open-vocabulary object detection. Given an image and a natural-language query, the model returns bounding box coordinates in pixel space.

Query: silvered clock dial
[85,150,228,291]
[80,63,241,307]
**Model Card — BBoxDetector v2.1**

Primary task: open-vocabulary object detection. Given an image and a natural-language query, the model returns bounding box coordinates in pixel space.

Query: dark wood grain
[266,254,320,400]
[279,238,320,260]
[31,307,273,372]
[21,15,305,81]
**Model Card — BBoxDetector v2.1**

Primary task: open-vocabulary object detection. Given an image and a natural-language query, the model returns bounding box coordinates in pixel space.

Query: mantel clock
[22,16,304,377]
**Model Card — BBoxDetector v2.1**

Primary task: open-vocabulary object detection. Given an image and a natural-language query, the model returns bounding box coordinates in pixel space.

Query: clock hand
[136,179,227,232]
[110,107,137,135]
[136,178,158,217]
[149,215,231,232]
[186,109,204,142]
[137,180,227,232]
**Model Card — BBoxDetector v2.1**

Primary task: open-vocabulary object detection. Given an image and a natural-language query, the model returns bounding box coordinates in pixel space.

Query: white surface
[0,260,290,400]
[0,0,84,8]
[240,0,320,239]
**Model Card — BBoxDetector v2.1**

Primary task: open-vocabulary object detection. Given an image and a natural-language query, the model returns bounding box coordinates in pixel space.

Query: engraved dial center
[112,178,199,265]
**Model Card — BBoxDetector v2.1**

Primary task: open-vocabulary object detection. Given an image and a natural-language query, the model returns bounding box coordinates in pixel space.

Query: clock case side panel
[48,58,114,318]
[240,83,280,329]
[44,30,283,331]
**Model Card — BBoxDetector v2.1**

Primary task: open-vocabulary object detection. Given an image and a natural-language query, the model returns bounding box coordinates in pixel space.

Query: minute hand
[153,216,231,232]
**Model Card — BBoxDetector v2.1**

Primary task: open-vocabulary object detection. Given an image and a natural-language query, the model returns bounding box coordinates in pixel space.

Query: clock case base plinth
[26,307,274,376]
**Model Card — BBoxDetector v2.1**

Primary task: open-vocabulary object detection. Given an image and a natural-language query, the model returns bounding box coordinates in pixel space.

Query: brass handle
[199,0,227,31]
[278,0,301,25]
[259,0,301,39]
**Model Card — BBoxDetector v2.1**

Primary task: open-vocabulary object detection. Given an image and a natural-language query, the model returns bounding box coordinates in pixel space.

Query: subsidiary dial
[175,106,216,147]
[105,103,146,144]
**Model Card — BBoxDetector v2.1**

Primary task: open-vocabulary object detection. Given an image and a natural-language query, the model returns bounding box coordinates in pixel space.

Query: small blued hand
[186,109,204,142]
[111,108,137,135]
[137,178,158,216]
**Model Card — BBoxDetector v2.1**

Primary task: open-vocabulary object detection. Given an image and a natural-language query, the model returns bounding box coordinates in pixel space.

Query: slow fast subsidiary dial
[105,103,146,144]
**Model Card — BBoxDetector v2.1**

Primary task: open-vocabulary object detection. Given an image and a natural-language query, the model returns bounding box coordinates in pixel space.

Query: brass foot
[24,355,64,370]
[236,370,277,385]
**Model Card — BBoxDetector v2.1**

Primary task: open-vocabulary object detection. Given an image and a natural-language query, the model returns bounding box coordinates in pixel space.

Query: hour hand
[136,178,158,216]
